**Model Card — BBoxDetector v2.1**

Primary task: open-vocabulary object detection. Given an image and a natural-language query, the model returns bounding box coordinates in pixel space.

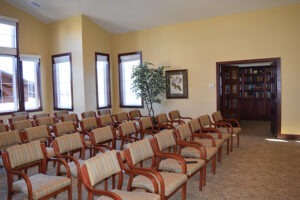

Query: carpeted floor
[1,120,300,200]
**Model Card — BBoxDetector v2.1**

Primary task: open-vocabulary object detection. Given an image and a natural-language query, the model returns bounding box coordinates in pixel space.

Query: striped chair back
[169,110,180,121]
[97,109,111,116]
[36,117,55,127]
[32,113,50,120]
[119,121,136,137]
[54,132,83,154]
[212,111,223,122]
[154,130,176,151]
[53,121,76,136]
[126,139,154,165]
[177,123,192,140]
[0,130,21,150]
[81,111,96,119]
[98,114,114,127]
[91,126,115,144]
[0,123,8,133]
[140,116,153,129]
[53,110,68,121]
[156,113,169,124]
[198,115,212,128]
[83,151,121,186]
[188,118,201,133]
[115,112,129,123]
[80,117,98,132]
[6,141,43,168]
[24,125,49,142]
[11,119,33,132]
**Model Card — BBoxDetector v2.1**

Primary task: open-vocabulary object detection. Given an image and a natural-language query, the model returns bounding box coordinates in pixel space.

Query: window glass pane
[96,55,110,108]
[0,55,18,112]
[0,23,16,48]
[22,60,40,110]
[53,54,72,110]
[119,52,142,107]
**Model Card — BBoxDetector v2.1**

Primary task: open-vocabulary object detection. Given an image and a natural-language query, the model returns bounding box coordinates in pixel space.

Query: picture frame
[166,69,188,99]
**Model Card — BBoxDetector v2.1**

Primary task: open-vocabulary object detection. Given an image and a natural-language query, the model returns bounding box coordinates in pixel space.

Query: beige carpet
[1,120,300,200]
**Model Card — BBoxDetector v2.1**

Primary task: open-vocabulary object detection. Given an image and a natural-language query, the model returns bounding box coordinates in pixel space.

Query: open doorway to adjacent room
[216,58,281,138]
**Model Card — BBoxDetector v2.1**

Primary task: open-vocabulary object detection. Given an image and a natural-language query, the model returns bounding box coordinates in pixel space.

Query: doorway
[216,58,281,137]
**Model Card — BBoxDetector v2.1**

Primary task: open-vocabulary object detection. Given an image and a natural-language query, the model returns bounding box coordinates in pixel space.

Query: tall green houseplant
[131,62,167,118]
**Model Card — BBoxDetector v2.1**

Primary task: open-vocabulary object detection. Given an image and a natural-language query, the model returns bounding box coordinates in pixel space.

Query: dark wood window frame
[95,52,111,109]
[52,53,74,111]
[118,51,143,108]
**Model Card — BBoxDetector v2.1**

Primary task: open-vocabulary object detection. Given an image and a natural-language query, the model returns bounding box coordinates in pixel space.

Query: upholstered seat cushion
[132,172,187,196]
[181,146,218,160]
[46,147,55,157]
[60,159,85,178]
[194,138,224,148]
[96,189,161,200]
[218,127,241,136]
[12,173,71,199]
[159,158,205,176]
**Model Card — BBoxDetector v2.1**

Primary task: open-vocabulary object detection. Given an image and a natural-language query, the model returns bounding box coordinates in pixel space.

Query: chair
[198,114,233,152]
[81,111,97,119]
[115,111,129,124]
[152,130,205,191]
[0,130,22,167]
[24,125,56,169]
[156,113,174,131]
[52,132,86,200]
[212,111,242,148]
[168,110,192,127]
[129,109,146,121]
[53,110,69,122]
[139,116,158,138]
[80,150,161,200]
[188,118,226,162]
[61,113,80,128]
[125,139,188,200]
[97,108,111,116]
[175,123,218,180]
[32,112,50,120]
[118,121,140,149]
[2,141,72,200]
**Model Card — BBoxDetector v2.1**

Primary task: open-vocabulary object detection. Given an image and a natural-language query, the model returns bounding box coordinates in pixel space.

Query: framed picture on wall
[166,69,188,99]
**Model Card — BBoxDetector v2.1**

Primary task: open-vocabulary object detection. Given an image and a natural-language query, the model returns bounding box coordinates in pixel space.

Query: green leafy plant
[131,62,167,118]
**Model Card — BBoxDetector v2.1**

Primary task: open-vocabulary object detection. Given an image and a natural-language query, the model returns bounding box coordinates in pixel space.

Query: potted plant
[131,62,167,119]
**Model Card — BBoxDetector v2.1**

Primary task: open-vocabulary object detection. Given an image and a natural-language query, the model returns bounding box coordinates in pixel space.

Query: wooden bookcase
[221,66,275,120]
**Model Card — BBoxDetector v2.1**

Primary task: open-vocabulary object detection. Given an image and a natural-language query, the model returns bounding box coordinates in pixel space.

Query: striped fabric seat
[55,132,83,154]
[132,172,187,196]
[60,159,85,177]
[97,189,160,200]
[181,146,217,160]
[194,138,224,148]
[0,130,21,151]
[25,125,49,143]
[159,158,205,176]
[12,173,71,199]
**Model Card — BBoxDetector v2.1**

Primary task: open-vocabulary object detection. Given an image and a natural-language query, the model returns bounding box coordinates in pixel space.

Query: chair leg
[199,167,203,191]
[78,179,82,200]
[230,135,233,152]
[211,155,216,174]
[227,139,230,155]
[68,185,72,200]
[237,132,240,147]
[182,182,187,200]
[218,146,222,163]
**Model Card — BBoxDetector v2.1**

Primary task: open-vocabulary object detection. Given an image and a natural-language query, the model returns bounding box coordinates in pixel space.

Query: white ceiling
[5,0,300,34]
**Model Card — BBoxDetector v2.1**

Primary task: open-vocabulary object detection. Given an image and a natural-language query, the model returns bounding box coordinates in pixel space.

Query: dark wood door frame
[216,57,289,139]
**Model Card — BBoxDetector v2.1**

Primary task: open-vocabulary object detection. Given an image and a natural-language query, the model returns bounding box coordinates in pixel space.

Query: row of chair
[1,109,241,200]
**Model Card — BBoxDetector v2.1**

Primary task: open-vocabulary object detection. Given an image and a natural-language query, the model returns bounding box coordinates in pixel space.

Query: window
[0,16,42,114]
[96,53,111,108]
[118,51,142,107]
[52,53,73,110]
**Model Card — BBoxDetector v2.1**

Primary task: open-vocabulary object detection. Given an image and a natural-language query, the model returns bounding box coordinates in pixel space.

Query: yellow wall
[0,0,49,121]
[81,16,112,111]
[112,4,300,135]
[48,15,85,114]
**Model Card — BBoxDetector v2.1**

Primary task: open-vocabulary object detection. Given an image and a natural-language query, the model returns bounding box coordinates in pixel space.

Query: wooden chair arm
[85,186,122,200]
[192,133,216,146]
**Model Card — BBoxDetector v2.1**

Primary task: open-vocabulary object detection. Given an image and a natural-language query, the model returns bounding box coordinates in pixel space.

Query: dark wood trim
[118,51,144,108]
[95,52,111,109]
[216,57,283,138]
[51,53,74,111]
[277,134,300,140]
